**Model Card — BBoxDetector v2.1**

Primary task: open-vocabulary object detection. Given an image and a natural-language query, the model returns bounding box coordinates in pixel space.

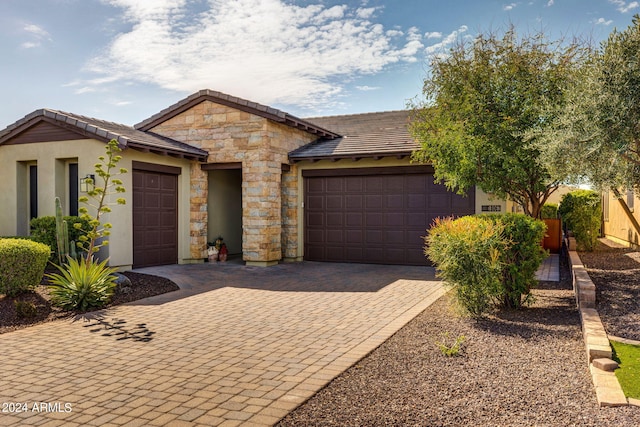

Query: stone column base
[245,260,279,267]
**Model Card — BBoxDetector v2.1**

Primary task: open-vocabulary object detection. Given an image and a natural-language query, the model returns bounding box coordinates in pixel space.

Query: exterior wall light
[80,174,95,193]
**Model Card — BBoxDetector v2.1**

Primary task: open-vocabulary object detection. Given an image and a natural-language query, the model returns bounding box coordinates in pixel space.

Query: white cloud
[547,0,554,6]
[425,31,443,39]
[86,0,424,111]
[503,3,517,11]
[75,87,98,94]
[355,7,377,19]
[425,25,468,57]
[20,23,51,48]
[594,17,613,25]
[356,85,380,91]
[24,24,50,39]
[21,42,40,49]
[609,0,639,13]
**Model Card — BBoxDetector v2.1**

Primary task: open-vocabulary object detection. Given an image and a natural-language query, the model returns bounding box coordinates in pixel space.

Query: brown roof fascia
[289,150,413,163]
[134,89,340,139]
[0,109,208,162]
[125,141,205,162]
[0,114,122,147]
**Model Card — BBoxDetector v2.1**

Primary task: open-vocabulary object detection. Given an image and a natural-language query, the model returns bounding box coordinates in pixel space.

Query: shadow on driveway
[130,261,438,305]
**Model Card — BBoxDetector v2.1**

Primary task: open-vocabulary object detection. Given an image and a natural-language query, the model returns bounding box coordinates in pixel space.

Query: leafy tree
[410,28,586,218]
[533,16,640,233]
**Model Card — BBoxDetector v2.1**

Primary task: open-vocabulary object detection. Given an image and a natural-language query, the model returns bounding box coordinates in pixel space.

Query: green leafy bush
[558,190,601,251]
[0,239,50,297]
[30,216,89,261]
[47,257,117,311]
[541,203,558,219]
[426,213,547,316]
[483,213,548,308]
[426,216,506,317]
[15,300,37,318]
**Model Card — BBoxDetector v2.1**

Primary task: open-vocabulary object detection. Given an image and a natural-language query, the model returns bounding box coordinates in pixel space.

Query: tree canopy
[410,28,586,218]
[535,15,640,192]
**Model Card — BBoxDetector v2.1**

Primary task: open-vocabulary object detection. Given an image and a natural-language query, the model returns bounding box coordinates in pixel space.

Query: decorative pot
[207,247,219,263]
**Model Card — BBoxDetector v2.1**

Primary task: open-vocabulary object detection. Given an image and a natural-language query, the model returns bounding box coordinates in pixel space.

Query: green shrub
[0,239,50,297]
[47,257,117,311]
[426,213,547,315]
[30,216,90,261]
[426,216,506,317]
[483,213,547,308]
[541,203,558,219]
[558,190,601,251]
[15,300,37,319]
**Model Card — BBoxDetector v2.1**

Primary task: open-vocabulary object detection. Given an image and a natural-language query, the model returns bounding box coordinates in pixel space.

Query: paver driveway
[1,262,444,426]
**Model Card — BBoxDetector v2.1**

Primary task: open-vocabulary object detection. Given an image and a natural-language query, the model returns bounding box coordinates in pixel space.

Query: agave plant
[47,257,118,311]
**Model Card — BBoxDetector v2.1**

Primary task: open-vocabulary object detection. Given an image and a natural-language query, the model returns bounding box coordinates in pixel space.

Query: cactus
[54,197,70,264]
[69,240,77,260]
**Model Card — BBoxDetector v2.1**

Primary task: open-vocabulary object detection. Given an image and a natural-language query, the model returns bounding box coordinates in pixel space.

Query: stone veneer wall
[148,100,315,264]
[281,164,299,261]
[190,164,208,259]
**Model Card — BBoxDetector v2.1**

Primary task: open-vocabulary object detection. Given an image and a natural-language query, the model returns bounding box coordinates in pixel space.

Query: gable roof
[134,89,340,139]
[288,110,419,162]
[0,109,208,162]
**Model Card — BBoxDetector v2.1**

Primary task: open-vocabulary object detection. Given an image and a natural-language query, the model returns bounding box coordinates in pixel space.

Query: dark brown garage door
[132,162,180,268]
[304,166,475,265]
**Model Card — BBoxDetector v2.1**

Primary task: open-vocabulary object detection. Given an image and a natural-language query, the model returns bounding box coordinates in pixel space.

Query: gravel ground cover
[578,241,640,341]
[278,253,640,426]
[0,270,178,334]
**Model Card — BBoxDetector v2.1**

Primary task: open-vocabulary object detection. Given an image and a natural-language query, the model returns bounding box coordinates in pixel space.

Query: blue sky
[0,0,637,128]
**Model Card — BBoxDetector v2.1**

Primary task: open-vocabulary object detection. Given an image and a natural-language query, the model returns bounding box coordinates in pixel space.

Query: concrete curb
[569,250,629,407]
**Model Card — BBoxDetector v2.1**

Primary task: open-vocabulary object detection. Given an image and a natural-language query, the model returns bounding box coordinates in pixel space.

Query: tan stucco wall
[0,139,193,269]
[149,100,317,264]
[293,158,493,261]
[603,190,640,247]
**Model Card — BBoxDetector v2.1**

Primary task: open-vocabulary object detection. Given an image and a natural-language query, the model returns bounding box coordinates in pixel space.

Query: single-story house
[0,89,503,269]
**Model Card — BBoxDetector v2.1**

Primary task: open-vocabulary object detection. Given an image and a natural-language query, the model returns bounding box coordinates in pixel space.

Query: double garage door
[304,166,475,266]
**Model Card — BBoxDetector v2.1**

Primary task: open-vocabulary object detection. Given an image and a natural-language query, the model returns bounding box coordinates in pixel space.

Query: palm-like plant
[47,257,117,311]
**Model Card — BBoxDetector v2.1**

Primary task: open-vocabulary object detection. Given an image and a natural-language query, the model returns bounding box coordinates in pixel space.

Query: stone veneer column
[242,151,283,266]
[190,163,208,260]
[281,165,299,261]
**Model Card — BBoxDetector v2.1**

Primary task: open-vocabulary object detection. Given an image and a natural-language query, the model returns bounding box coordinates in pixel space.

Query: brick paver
[0,262,444,426]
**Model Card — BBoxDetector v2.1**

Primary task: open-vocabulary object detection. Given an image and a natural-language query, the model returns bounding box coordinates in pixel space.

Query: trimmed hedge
[558,190,601,251]
[426,216,506,317]
[30,215,90,261]
[483,213,547,308]
[426,213,547,316]
[0,239,50,297]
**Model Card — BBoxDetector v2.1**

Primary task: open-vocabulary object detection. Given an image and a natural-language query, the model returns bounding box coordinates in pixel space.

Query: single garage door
[132,162,180,268]
[303,166,475,265]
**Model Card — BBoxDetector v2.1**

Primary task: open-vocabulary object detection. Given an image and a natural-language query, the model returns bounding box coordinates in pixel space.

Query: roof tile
[0,109,208,161]
[290,110,419,161]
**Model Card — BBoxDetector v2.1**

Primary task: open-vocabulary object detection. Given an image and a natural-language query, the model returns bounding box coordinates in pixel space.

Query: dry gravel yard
[578,240,640,342]
[278,250,640,426]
